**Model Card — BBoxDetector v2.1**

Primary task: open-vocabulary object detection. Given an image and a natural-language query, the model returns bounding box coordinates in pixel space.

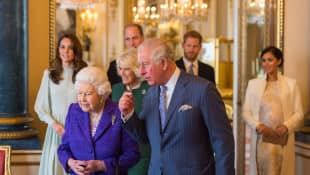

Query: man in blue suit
[119,38,234,175]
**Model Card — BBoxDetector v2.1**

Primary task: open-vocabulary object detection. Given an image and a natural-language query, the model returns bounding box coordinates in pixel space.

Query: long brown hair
[49,33,87,84]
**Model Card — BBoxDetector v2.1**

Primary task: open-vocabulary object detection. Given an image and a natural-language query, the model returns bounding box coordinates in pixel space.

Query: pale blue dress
[35,67,76,175]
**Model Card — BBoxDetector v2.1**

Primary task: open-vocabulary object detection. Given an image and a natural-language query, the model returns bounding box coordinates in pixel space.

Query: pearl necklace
[90,109,103,137]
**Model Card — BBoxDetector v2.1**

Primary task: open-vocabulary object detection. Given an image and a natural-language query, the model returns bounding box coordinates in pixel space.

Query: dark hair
[183,30,203,45]
[124,23,144,36]
[260,46,284,68]
[49,33,87,84]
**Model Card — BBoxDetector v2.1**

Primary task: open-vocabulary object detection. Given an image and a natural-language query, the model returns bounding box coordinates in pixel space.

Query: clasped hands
[67,158,106,175]
[256,123,288,145]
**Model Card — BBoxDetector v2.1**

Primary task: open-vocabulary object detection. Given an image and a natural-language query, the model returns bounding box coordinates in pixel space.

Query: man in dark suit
[119,38,234,175]
[107,23,144,86]
[176,30,215,84]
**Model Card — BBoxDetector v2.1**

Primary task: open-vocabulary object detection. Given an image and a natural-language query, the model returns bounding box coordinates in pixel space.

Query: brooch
[111,115,116,125]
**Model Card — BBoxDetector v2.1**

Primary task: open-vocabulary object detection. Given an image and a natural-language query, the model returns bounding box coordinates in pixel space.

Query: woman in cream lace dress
[35,33,87,175]
[243,46,304,175]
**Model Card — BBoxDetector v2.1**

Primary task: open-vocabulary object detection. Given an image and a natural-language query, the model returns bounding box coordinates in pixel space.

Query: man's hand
[119,91,134,116]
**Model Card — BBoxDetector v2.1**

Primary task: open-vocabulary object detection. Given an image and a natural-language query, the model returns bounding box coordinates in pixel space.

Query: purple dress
[58,99,140,175]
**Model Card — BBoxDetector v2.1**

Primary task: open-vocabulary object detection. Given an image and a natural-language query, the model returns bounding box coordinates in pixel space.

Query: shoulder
[248,77,264,86]
[140,81,150,89]
[281,75,296,84]
[112,83,124,91]
[198,61,214,70]
[68,103,83,115]
[105,99,121,117]
[181,72,211,89]
[42,69,50,77]
[175,57,184,64]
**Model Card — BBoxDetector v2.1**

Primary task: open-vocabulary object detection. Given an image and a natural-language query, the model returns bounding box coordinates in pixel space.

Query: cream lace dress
[35,68,76,175]
[257,81,284,175]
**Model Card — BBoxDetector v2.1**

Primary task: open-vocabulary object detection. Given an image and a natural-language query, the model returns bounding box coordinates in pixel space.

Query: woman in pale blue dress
[35,33,87,175]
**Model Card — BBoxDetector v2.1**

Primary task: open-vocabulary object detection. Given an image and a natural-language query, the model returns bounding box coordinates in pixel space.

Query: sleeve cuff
[121,110,134,123]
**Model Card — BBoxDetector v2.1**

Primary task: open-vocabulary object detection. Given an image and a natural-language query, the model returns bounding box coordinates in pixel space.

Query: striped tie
[189,63,194,75]
[159,85,167,129]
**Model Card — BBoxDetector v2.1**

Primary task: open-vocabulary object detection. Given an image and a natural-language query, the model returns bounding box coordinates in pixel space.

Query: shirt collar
[164,67,181,92]
[182,56,198,68]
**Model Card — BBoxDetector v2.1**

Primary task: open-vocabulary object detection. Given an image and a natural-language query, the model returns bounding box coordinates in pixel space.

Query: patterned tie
[189,63,194,75]
[159,85,167,129]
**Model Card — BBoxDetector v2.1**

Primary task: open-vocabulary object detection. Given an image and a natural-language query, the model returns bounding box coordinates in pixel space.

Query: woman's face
[261,52,281,75]
[59,38,75,67]
[118,61,137,86]
[77,82,103,113]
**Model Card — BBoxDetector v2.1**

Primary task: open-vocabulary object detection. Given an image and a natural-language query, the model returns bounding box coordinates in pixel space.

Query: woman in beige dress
[243,46,304,175]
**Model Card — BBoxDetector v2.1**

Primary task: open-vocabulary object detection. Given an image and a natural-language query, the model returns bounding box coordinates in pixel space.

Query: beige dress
[257,81,284,175]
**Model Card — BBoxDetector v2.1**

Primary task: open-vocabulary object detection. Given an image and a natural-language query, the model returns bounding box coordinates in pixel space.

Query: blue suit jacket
[124,71,234,175]
[58,99,140,175]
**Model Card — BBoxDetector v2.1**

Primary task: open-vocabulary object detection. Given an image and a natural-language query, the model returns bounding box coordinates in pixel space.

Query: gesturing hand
[67,158,87,175]
[118,91,134,116]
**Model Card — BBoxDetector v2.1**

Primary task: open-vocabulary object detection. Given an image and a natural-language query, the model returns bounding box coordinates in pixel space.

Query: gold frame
[0,145,12,175]
[49,0,56,61]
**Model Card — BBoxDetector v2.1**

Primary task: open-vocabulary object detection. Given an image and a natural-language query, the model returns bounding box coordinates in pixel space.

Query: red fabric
[0,150,5,175]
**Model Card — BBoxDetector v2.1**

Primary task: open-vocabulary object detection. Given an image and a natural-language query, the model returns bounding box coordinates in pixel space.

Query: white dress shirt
[162,67,181,109]
[183,57,198,76]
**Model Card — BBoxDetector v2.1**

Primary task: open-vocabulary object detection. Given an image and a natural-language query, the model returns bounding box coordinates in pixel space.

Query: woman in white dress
[243,46,304,175]
[35,33,87,175]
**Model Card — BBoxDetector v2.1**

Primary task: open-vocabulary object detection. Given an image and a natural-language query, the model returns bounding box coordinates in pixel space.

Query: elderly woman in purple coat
[58,66,140,175]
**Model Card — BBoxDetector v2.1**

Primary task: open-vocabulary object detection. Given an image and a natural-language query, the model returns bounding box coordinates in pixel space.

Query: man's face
[125,26,144,48]
[138,49,163,86]
[182,37,201,62]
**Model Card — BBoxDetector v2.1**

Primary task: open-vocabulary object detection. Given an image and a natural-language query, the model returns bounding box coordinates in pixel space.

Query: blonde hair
[75,66,111,99]
[116,48,141,79]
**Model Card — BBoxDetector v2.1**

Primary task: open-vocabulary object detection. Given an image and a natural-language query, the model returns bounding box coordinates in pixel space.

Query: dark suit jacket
[124,71,234,175]
[58,99,140,175]
[176,57,215,84]
[107,60,122,86]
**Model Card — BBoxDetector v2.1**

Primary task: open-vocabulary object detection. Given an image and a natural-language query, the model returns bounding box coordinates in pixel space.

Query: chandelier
[246,0,265,24]
[132,0,160,23]
[133,0,209,24]
[159,0,208,23]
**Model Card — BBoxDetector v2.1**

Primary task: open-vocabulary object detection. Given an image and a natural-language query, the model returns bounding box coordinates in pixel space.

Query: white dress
[35,68,76,175]
[257,81,284,175]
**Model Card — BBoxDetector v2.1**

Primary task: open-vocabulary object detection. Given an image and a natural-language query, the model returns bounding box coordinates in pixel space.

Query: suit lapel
[163,71,188,132]
[179,58,186,70]
[77,112,92,144]
[93,102,114,142]
[198,61,204,77]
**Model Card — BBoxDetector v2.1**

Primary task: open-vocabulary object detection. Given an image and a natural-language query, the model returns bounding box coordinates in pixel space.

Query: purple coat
[58,99,140,175]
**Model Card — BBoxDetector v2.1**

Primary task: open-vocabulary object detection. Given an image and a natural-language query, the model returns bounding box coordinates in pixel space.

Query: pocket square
[178,104,192,112]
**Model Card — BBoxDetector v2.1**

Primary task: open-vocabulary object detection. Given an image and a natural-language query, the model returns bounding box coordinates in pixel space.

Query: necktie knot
[189,63,194,75]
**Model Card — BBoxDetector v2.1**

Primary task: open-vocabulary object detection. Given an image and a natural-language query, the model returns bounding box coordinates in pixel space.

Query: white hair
[75,66,111,99]
[116,48,141,79]
[138,38,175,64]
